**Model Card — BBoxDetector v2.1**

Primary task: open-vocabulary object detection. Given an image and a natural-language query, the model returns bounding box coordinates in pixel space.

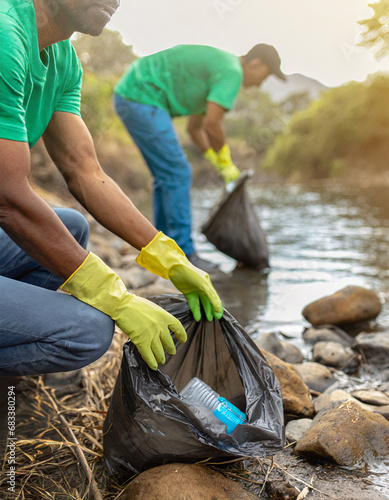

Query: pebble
[312,341,360,371]
[293,362,337,393]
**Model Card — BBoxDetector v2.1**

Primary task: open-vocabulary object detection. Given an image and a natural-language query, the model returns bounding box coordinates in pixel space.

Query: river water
[192,182,389,495]
[192,182,389,340]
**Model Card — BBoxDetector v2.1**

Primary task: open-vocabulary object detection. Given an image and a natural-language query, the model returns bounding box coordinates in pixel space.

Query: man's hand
[61,252,187,370]
[204,144,240,184]
[136,232,223,321]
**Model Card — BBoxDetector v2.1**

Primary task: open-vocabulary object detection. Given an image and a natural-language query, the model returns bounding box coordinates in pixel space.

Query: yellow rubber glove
[136,232,223,322]
[204,144,240,184]
[203,147,218,166]
[60,252,187,370]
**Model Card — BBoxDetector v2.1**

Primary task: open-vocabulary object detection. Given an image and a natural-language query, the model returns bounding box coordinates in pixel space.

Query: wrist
[217,144,233,165]
[203,148,218,166]
[136,232,188,279]
[61,252,127,316]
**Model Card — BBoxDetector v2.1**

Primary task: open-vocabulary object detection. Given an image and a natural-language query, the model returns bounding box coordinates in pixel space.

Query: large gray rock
[295,400,389,466]
[121,463,258,500]
[302,286,382,326]
[255,332,303,364]
[312,341,360,371]
[261,350,315,419]
[293,362,337,393]
[303,325,354,346]
[353,331,389,368]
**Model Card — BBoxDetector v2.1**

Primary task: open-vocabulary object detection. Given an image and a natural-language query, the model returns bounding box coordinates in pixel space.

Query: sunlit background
[107,0,389,87]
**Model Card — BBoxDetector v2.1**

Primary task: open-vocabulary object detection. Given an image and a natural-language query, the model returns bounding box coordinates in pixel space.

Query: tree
[72,29,136,76]
[359,0,389,58]
[71,29,136,141]
[262,75,389,178]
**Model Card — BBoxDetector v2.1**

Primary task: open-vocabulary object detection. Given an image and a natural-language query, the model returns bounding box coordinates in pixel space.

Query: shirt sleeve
[207,62,243,111]
[0,15,29,142]
[54,43,83,117]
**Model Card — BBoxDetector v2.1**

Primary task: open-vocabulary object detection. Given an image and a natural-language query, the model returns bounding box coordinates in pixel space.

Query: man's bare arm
[0,138,88,279]
[203,102,227,152]
[186,115,209,152]
[187,104,228,153]
[43,111,157,250]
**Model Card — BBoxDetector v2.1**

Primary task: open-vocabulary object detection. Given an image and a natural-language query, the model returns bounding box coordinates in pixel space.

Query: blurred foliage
[359,0,389,58]
[71,29,313,164]
[72,29,136,76]
[72,29,135,141]
[262,74,389,178]
[225,89,312,154]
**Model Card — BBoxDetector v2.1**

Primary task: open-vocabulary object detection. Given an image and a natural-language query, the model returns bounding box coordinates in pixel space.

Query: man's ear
[247,58,263,69]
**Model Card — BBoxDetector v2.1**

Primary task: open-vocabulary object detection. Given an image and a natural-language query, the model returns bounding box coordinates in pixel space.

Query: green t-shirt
[114,45,243,117]
[0,0,83,149]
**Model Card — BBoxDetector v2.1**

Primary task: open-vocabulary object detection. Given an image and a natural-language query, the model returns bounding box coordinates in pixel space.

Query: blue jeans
[0,208,115,377]
[114,95,194,255]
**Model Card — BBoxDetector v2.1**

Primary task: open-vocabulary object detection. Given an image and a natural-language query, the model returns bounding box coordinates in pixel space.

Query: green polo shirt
[0,0,83,149]
[114,45,243,117]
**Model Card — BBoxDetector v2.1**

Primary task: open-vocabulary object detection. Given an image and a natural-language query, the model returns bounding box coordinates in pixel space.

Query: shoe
[187,252,220,273]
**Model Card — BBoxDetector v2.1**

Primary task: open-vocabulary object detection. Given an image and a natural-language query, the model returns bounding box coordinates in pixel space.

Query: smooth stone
[314,389,389,421]
[113,267,158,290]
[293,362,337,393]
[121,463,258,500]
[280,342,304,364]
[303,325,354,346]
[137,278,178,297]
[312,341,360,371]
[295,400,389,466]
[351,389,389,407]
[261,350,315,419]
[353,331,389,368]
[302,286,382,326]
[285,418,313,443]
[255,333,304,364]
[119,253,138,269]
[313,389,353,413]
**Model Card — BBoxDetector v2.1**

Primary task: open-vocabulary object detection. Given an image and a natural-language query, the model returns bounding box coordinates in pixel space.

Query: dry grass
[0,332,129,500]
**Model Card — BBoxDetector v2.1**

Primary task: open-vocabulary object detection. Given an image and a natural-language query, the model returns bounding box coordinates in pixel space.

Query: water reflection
[192,183,389,338]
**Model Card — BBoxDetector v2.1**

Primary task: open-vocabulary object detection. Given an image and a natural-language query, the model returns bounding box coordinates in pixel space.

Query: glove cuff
[136,232,188,280]
[217,144,232,164]
[203,148,218,166]
[61,252,127,316]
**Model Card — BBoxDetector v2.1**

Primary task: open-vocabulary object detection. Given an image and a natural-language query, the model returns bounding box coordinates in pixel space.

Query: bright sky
[107,0,389,87]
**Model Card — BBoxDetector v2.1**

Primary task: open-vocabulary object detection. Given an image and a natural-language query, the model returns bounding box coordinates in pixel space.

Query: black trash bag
[201,171,269,269]
[103,295,284,479]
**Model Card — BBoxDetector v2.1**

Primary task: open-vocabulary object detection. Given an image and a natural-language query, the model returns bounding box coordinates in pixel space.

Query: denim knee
[55,208,90,249]
[66,305,115,370]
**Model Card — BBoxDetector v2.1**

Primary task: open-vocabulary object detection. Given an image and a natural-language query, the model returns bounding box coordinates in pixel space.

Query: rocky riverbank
[2,185,389,499]
[86,221,389,499]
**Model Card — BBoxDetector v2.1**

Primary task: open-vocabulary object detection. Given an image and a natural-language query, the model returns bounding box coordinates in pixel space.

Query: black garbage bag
[201,171,269,269]
[103,295,284,479]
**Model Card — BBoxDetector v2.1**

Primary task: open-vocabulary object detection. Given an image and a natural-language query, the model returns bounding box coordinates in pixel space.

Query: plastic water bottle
[180,377,247,434]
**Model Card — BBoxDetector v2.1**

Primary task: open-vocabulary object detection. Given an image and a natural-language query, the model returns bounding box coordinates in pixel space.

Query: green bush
[262,74,389,178]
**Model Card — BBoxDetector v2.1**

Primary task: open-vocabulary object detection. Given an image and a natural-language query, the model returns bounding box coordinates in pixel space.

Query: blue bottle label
[213,397,247,434]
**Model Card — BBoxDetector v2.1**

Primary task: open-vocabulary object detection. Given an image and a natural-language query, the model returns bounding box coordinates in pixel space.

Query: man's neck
[33,0,74,51]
